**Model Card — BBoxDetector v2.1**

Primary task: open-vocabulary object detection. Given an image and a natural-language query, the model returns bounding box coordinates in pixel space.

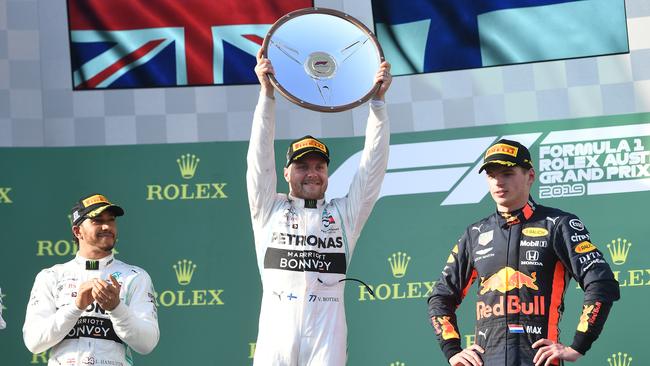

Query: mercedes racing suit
[247,94,389,365]
[428,198,620,366]
[0,287,6,329]
[23,254,159,366]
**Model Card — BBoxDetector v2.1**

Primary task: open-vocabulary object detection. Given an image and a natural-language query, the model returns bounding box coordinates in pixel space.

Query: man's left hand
[532,339,582,366]
[92,275,121,311]
[372,61,392,101]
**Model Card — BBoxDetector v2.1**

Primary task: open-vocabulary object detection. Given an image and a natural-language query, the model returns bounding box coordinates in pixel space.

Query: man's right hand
[75,281,95,310]
[449,344,485,366]
[255,48,275,98]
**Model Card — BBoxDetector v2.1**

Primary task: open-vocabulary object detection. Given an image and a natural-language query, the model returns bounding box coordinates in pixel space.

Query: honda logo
[526,251,540,261]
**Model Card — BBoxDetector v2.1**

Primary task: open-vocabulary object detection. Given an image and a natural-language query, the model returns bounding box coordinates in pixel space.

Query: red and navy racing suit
[427,198,620,366]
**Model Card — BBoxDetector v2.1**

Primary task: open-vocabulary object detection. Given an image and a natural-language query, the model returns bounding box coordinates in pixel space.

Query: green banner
[1,113,648,365]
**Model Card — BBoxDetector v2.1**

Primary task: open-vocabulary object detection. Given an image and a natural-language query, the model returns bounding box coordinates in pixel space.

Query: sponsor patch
[520,239,548,248]
[569,219,585,231]
[292,139,326,153]
[263,248,346,274]
[476,248,493,256]
[435,316,460,340]
[81,194,109,207]
[575,241,597,253]
[478,230,493,246]
[485,143,518,158]
[577,304,595,332]
[522,227,548,237]
[570,232,590,243]
[64,316,123,343]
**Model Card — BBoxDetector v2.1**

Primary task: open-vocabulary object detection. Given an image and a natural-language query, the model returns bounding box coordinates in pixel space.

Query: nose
[306,166,318,176]
[490,175,505,187]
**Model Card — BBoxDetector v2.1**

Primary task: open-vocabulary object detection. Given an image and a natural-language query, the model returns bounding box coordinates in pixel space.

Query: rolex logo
[608,352,632,366]
[147,153,228,201]
[177,154,200,179]
[390,362,405,366]
[0,187,12,204]
[607,238,631,265]
[173,259,197,285]
[388,252,411,278]
[155,259,224,307]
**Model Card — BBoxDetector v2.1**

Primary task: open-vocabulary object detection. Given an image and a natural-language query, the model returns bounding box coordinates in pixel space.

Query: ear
[527,168,536,186]
[72,225,82,240]
[283,167,290,183]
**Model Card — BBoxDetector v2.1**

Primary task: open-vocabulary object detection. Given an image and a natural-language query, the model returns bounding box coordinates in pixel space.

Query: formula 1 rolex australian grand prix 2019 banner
[0,112,648,365]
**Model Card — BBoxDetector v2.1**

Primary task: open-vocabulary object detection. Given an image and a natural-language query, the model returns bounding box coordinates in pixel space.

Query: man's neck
[496,200,527,213]
[78,246,112,260]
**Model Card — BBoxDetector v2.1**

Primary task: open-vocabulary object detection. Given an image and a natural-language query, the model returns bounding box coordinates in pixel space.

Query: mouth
[98,232,114,239]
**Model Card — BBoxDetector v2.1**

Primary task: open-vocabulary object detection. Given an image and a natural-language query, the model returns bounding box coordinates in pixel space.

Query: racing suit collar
[496,196,537,227]
[288,193,325,209]
[74,253,115,270]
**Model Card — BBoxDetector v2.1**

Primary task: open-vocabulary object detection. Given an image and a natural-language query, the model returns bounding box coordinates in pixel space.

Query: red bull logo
[477,295,545,320]
[435,316,460,340]
[479,267,538,295]
[577,304,594,332]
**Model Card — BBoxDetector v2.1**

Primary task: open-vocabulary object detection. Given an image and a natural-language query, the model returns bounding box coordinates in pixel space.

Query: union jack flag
[67,0,312,89]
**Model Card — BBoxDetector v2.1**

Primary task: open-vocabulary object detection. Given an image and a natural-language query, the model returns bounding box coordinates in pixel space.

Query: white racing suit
[247,94,389,365]
[23,254,159,366]
[0,287,6,329]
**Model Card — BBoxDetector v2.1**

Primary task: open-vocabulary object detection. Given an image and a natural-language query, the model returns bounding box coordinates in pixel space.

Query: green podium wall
[1,112,647,366]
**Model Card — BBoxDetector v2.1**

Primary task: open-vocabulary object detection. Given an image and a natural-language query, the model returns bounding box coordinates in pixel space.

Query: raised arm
[341,62,392,240]
[247,49,278,229]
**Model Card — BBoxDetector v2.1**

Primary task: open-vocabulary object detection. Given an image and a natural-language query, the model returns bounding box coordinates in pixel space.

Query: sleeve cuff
[370,99,385,108]
[441,340,463,361]
[570,332,593,356]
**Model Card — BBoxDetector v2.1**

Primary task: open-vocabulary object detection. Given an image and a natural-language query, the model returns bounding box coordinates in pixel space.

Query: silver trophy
[262,8,385,112]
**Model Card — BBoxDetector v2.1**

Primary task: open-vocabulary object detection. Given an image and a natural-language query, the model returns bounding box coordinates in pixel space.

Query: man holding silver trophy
[247,36,392,365]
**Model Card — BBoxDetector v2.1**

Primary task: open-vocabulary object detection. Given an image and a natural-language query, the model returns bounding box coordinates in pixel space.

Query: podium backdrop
[1,112,648,365]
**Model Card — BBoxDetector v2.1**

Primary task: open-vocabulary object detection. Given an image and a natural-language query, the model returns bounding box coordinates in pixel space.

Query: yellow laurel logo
[607,238,631,265]
[173,259,197,285]
[177,154,200,179]
[522,227,548,237]
[388,252,411,278]
[608,352,633,366]
[575,241,597,254]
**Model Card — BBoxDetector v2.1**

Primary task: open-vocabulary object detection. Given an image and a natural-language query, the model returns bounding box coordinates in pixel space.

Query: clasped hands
[75,275,121,311]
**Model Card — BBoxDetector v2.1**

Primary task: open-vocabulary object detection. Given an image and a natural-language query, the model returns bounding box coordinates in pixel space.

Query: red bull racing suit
[247,94,389,365]
[428,198,620,366]
[23,254,159,366]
